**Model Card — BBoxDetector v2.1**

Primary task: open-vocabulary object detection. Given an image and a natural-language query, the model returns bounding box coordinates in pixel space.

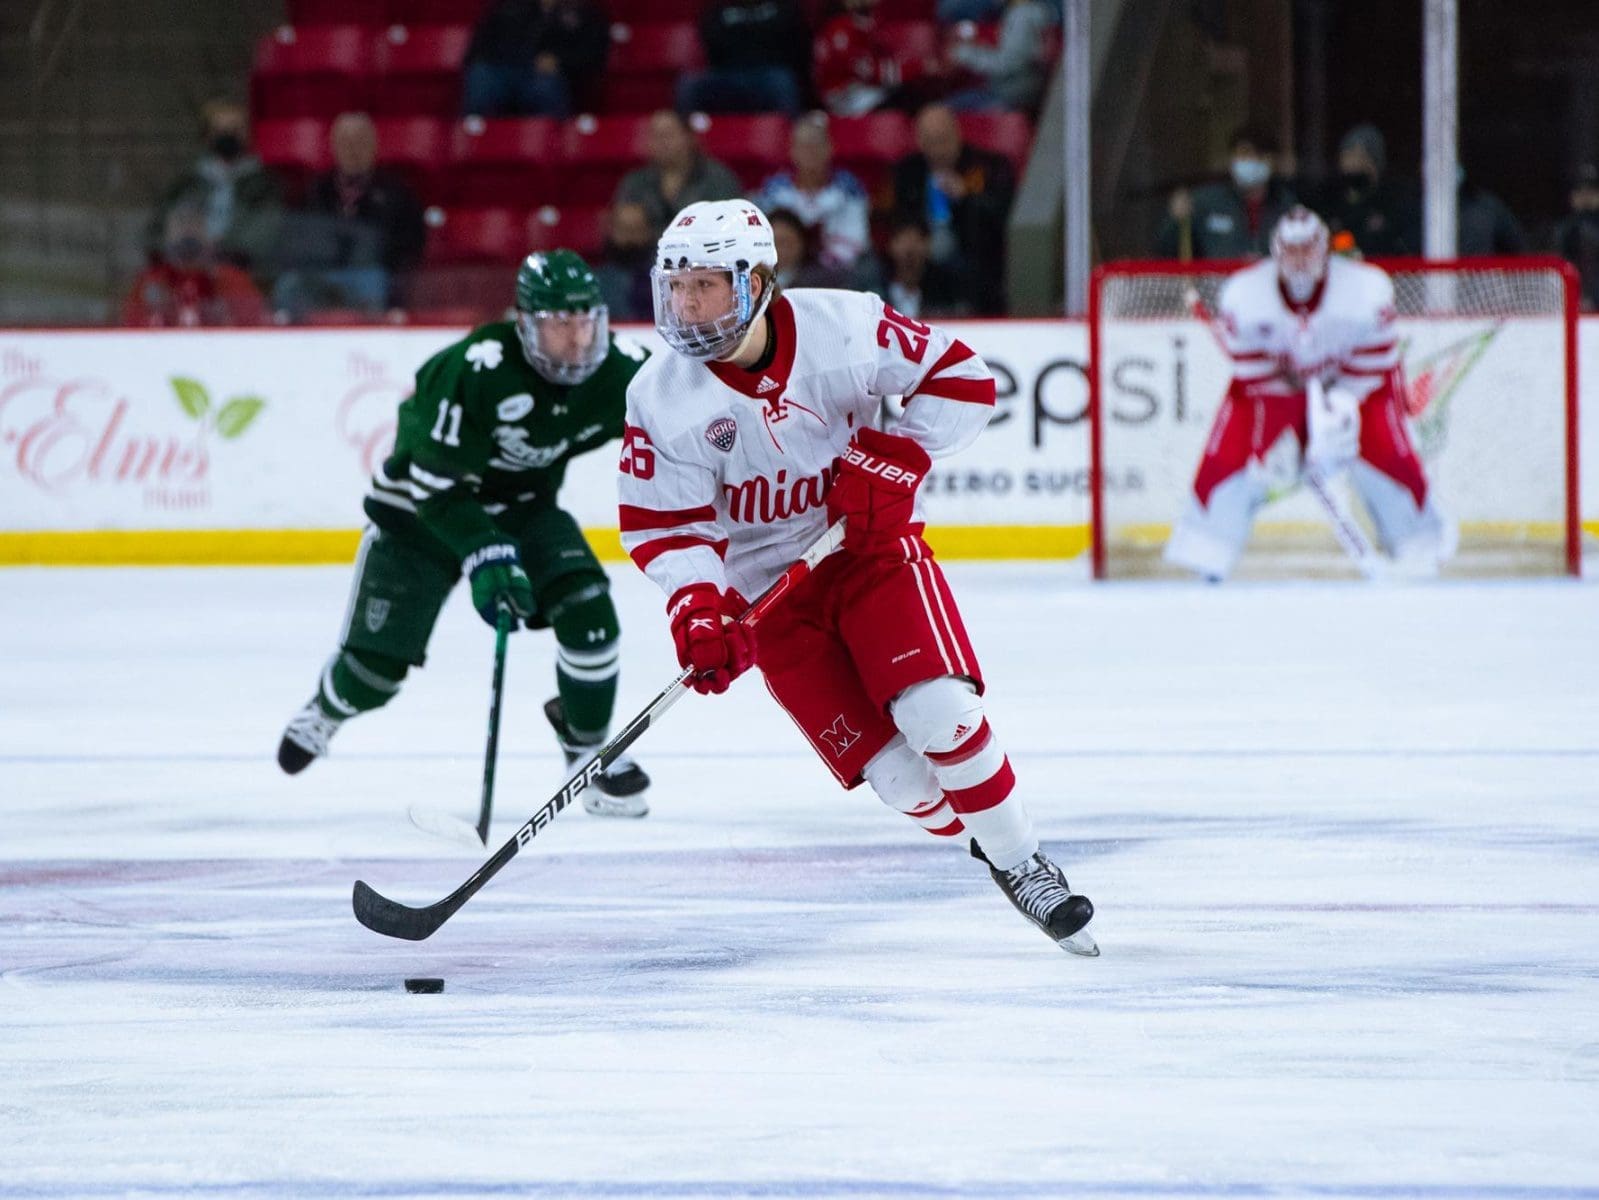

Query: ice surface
[1,564,1597,1199]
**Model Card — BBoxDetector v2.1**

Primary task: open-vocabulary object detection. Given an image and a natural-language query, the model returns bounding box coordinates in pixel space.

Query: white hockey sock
[863,737,965,838]
[891,678,1038,870]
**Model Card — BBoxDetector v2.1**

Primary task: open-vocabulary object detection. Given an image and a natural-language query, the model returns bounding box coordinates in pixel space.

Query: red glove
[668,584,755,696]
[827,427,933,555]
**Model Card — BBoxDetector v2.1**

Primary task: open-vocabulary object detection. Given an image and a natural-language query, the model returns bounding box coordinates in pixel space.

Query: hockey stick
[474,606,513,845]
[351,518,847,941]
[1184,287,1383,579]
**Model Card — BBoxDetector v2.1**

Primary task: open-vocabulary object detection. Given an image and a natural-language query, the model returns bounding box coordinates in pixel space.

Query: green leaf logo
[171,377,211,420]
[215,395,265,440]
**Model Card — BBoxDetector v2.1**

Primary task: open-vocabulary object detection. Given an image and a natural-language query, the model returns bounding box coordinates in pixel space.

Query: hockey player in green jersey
[277,249,652,817]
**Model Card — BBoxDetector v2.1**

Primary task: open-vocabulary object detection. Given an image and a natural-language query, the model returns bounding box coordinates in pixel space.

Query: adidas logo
[756,376,780,394]
[952,723,973,742]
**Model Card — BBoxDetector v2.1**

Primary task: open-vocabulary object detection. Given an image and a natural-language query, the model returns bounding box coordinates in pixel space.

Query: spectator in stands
[612,110,742,235]
[890,103,1015,314]
[943,0,1055,114]
[123,204,267,328]
[460,0,610,119]
[878,215,967,318]
[1321,123,1421,257]
[1553,163,1599,311]
[813,0,943,117]
[756,114,871,275]
[146,99,283,280]
[592,201,657,320]
[1155,126,1297,261]
[677,0,810,117]
[769,207,853,289]
[271,113,428,321]
[1457,169,1527,255]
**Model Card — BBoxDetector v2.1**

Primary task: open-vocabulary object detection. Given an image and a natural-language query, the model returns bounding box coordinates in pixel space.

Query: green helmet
[514,249,609,386]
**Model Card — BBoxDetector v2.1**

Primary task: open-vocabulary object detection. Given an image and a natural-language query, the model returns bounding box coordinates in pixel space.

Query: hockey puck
[404,977,444,994]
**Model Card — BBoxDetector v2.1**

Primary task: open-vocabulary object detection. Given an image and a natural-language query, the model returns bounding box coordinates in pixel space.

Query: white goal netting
[1090,258,1579,578]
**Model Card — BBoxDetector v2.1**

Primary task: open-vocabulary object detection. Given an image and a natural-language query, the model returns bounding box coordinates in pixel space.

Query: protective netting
[1090,260,1577,578]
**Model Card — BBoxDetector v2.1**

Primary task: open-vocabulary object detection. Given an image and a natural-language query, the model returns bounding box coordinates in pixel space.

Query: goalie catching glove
[826,428,932,556]
[668,584,754,695]
[463,542,536,627]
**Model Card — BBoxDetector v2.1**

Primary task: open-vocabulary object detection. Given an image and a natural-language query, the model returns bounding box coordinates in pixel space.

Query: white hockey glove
[1306,378,1361,475]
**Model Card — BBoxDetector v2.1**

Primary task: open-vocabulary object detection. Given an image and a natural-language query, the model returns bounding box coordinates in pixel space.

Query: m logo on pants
[817,714,861,758]
[365,598,391,634]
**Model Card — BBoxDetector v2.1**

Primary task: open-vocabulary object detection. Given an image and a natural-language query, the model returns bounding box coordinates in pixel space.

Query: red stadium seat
[423,208,535,264]
[561,115,655,205]
[251,25,373,119]
[408,265,517,316]
[956,111,1033,177]
[602,22,702,114]
[372,116,450,194]
[373,24,472,117]
[527,205,608,258]
[447,117,564,206]
[873,0,935,16]
[692,113,790,189]
[253,117,333,199]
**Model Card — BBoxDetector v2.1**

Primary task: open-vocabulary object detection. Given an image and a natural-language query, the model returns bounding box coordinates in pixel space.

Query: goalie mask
[652,200,778,361]
[1271,206,1331,304]
[514,249,609,386]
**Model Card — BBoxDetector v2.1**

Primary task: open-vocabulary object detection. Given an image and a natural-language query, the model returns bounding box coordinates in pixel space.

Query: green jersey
[366,321,648,560]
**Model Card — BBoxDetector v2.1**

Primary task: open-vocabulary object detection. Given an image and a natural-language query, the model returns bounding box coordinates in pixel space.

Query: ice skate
[276,697,346,775]
[543,698,650,818]
[973,840,1098,956]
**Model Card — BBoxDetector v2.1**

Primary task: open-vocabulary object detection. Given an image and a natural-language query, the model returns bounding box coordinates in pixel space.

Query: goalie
[1165,206,1456,580]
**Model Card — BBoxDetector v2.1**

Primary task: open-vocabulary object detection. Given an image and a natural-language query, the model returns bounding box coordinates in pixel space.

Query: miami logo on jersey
[723,465,835,525]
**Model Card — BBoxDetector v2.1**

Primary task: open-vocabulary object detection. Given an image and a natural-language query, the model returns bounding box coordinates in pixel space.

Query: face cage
[651,263,771,361]
[515,307,609,386]
[1274,239,1328,302]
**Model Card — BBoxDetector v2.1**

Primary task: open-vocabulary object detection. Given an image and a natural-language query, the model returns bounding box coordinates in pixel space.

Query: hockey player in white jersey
[618,199,1096,954]
[1166,205,1456,579]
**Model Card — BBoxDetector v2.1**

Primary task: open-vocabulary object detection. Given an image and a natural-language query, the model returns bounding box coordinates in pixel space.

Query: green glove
[463,543,536,628]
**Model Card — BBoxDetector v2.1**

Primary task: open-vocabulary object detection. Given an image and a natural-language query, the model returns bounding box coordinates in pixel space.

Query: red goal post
[1087,256,1581,579]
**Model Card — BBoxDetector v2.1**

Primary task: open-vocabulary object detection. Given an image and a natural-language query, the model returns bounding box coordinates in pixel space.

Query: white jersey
[1217,256,1400,401]
[619,288,995,601]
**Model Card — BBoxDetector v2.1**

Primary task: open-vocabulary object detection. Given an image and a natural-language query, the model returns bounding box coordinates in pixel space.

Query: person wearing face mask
[1156,126,1297,261]
[1319,123,1421,258]
[146,99,284,283]
[1553,163,1599,311]
[1164,207,1454,581]
[122,204,267,328]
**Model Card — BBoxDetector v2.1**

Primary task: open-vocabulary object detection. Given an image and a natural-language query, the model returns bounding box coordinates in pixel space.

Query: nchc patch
[705,417,738,452]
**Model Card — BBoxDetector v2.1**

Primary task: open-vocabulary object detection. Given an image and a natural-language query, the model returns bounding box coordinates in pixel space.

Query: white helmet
[1271,205,1331,303]
[651,199,778,361]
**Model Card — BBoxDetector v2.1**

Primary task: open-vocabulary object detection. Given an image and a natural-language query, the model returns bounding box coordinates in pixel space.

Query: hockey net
[1088,256,1580,578]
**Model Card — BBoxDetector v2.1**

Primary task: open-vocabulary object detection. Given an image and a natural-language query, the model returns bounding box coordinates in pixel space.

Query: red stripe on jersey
[1352,341,1396,355]
[1229,350,1271,362]
[706,296,797,400]
[908,375,996,406]
[1342,364,1392,377]
[925,719,992,766]
[944,756,1016,814]
[925,817,967,837]
[909,340,976,394]
[619,503,717,533]
[629,533,729,570]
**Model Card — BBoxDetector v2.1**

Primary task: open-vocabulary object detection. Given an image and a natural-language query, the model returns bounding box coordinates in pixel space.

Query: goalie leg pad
[890,677,1036,869]
[863,736,965,837]
[546,577,621,741]
[1349,461,1458,571]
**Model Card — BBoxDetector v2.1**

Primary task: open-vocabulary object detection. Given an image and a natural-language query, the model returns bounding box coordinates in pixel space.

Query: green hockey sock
[318,649,407,719]
[550,585,620,742]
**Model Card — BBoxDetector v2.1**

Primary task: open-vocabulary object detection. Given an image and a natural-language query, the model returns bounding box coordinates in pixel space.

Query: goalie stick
[1184,287,1385,579]
[351,518,848,942]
